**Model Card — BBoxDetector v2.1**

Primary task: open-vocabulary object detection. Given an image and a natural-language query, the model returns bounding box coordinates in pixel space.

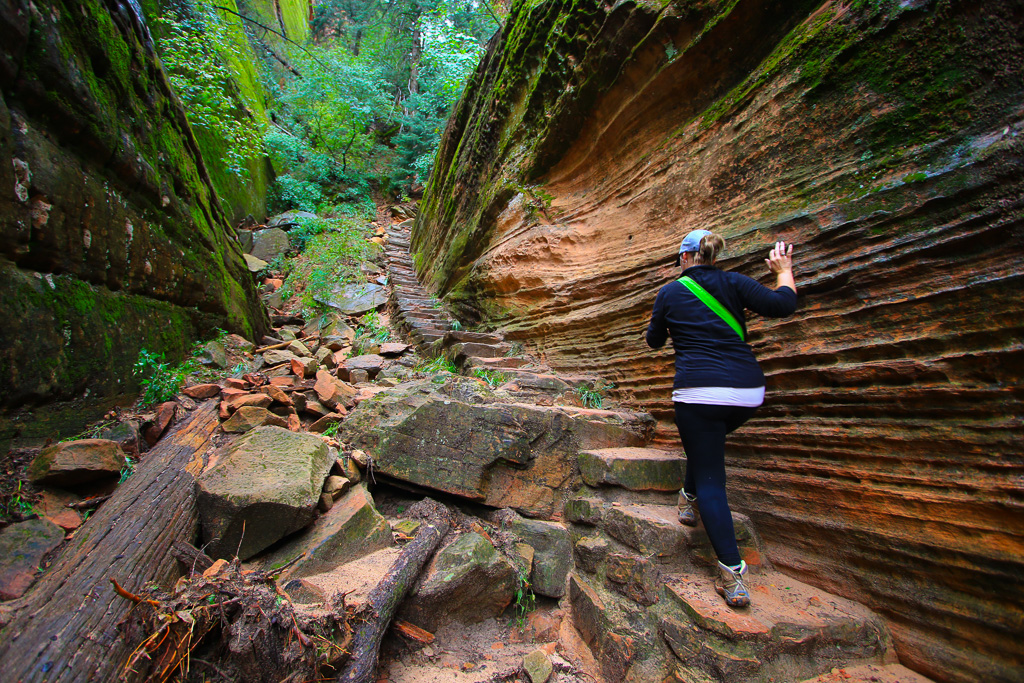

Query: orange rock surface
[413,2,1024,681]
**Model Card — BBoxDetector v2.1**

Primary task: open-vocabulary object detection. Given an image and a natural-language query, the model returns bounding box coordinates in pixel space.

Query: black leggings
[674,401,758,567]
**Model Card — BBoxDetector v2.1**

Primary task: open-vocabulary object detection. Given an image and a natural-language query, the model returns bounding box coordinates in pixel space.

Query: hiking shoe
[715,560,750,608]
[678,490,699,527]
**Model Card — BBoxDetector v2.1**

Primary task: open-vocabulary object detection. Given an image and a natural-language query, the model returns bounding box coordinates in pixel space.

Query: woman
[646,229,796,608]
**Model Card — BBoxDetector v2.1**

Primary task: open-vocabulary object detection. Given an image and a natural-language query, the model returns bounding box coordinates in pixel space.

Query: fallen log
[336,499,452,683]
[0,401,220,683]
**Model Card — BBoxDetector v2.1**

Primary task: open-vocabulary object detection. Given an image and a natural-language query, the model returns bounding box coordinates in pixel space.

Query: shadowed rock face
[413,1,1024,681]
[0,0,269,406]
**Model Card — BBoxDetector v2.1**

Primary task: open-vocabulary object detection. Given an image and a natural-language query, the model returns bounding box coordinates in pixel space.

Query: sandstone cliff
[413,1,1024,681]
[0,0,270,407]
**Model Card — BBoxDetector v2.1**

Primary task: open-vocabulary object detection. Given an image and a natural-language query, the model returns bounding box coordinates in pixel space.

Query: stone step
[566,500,766,569]
[660,570,894,683]
[450,341,511,359]
[410,330,444,345]
[440,330,506,345]
[463,356,540,371]
[578,447,685,492]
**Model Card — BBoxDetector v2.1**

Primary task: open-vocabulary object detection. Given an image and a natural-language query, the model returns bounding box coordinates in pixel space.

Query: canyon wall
[0,0,270,409]
[413,1,1024,681]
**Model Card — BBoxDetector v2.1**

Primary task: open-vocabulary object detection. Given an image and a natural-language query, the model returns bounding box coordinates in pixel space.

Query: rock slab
[196,427,333,560]
[28,439,127,488]
[0,518,64,600]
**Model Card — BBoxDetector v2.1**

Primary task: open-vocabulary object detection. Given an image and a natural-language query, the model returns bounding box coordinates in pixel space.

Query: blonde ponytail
[694,232,725,265]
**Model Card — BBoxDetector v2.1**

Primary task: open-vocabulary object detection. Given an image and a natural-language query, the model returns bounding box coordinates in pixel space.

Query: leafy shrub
[155,3,264,178]
[133,349,186,406]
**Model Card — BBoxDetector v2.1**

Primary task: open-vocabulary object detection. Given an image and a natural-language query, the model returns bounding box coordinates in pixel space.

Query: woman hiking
[645,229,797,608]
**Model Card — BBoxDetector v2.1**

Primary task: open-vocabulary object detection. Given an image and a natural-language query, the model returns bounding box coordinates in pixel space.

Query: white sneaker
[678,490,699,526]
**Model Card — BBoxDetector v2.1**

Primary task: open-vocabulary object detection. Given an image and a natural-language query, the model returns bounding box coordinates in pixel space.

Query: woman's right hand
[765,241,793,273]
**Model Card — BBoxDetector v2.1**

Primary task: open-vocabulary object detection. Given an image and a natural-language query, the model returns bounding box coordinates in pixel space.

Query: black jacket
[646,265,797,388]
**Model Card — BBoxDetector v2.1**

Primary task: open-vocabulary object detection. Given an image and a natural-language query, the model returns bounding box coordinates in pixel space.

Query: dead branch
[335,499,452,683]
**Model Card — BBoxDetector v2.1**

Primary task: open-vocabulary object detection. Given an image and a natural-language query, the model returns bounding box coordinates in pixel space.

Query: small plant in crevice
[415,355,458,375]
[512,571,536,628]
[574,380,615,410]
[505,342,524,357]
[133,350,186,407]
[473,368,509,389]
[118,457,136,485]
[3,481,35,519]
[356,310,391,343]
[321,421,341,438]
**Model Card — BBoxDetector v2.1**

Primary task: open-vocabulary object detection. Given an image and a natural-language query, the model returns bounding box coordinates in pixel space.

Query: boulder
[0,518,65,600]
[267,210,317,227]
[309,413,345,433]
[291,356,318,379]
[259,484,393,578]
[315,282,386,315]
[264,349,299,366]
[341,378,655,517]
[502,513,572,598]
[524,649,553,683]
[259,384,293,406]
[183,383,221,399]
[401,532,517,631]
[287,340,312,357]
[28,439,127,488]
[35,488,83,531]
[344,354,384,379]
[96,420,142,458]
[220,407,288,433]
[314,370,357,408]
[249,227,290,262]
[244,253,268,272]
[379,343,410,356]
[226,393,273,411]
[223,334,256,356]
[143,401,178,446]
[197,340,229,368]
[197,427,333,560]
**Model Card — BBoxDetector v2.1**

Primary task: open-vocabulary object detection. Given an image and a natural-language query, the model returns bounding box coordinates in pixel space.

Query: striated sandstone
[413,1,1024,681]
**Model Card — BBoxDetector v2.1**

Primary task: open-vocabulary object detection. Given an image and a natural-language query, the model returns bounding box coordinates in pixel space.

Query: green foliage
[512,571,536,627]
[118,457,136,485]
[133,349,186,406]
[415,355,458,374]
[574,380,615,410]
[277,217,380,316]
[473,368,509,388]
[357,310,391,342]
[265,0,497,207]
[321,422,342,438]
[155,2,264,178]
[3,481,35,519]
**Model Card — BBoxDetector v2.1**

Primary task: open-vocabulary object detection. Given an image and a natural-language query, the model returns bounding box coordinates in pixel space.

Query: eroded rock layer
[413,1,1024,681]
[0,0,269,406]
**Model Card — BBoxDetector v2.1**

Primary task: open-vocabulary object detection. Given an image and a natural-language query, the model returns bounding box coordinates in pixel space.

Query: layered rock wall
[413,1,1024,681]
[0,0,269,407]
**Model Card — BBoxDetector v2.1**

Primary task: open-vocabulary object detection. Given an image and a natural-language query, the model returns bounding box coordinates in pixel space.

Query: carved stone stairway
[380,218,935,683]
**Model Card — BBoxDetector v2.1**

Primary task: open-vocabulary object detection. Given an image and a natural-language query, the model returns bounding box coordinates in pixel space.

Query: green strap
[677,276,745,341]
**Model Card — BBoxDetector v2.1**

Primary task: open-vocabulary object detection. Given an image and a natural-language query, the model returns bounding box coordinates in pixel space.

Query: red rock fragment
[182,383,221,399]
[260,384,293,406]
[144,402,177,446]
[223,378,248,390]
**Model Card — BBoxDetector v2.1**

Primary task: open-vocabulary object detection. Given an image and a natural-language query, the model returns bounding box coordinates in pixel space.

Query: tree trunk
[335,500,451,683]
[0,401,220,682]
